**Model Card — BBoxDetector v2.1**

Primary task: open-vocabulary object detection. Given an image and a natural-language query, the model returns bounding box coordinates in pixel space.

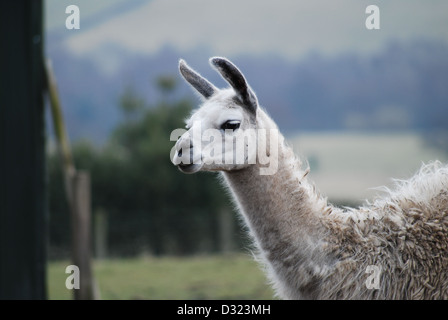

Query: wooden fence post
[219,209,235,253]
[70,171,96,300]
[45,60,99,300]
[94,208,108,260]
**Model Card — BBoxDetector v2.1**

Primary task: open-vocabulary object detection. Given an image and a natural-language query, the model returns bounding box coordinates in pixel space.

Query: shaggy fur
[173,57,448,299]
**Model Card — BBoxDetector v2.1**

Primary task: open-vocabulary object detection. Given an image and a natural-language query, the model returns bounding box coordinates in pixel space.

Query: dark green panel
[0,0,47,299]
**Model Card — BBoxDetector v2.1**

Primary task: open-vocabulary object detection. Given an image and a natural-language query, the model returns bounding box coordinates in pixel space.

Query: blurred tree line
[48,77,243,258]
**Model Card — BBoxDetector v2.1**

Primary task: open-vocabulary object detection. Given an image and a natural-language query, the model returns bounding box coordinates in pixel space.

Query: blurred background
[41,0,448,299]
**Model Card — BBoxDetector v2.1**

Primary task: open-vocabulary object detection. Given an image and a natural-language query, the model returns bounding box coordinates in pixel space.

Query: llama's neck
[221,109,331,299]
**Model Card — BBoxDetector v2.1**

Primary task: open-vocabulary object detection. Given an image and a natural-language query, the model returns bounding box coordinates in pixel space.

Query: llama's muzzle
[172,136,203,174]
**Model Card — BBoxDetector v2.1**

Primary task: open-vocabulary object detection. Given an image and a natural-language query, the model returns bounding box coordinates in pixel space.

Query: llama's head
[171,57,265,174]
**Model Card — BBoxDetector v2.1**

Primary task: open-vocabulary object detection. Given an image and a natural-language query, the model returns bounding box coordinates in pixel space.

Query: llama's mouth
[178,163,203,174]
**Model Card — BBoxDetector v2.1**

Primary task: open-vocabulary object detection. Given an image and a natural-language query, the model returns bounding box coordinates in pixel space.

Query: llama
[171,57,448,299]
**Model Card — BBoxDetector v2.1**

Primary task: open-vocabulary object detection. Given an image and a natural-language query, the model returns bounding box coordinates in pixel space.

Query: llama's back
[319,161,448,299]
[374,161,448,217]
[372,161,448,299]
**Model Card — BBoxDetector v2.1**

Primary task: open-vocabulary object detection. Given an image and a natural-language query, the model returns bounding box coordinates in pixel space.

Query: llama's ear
[179,59,217,99]
[210,57,258,113]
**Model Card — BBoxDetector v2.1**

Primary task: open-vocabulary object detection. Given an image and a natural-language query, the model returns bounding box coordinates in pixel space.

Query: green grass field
[47,254,276,300]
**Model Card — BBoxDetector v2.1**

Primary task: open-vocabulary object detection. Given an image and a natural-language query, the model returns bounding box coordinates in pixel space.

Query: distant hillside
[289,132,448,204]
[45,38,448,143]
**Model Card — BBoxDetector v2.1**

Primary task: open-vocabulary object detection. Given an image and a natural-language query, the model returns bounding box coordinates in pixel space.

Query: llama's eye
[221,120,241,131]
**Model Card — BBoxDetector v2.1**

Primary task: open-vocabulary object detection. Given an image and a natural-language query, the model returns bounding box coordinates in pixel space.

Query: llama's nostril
[178,149,182,157]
